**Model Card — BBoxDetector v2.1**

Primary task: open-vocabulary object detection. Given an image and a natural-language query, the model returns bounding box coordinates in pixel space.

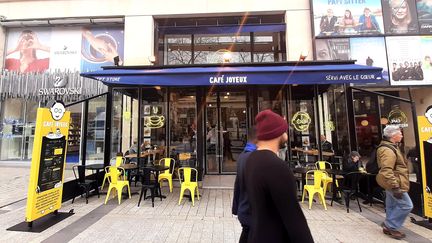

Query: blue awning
[81,64,383,86]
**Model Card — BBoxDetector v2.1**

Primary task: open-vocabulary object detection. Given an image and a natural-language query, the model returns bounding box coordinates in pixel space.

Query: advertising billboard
[313,0,384,37]
[382,0,419,34]
[417,0,432,34]
[314,37,388,82]
[4,26,124,73]
[386,36,432,85]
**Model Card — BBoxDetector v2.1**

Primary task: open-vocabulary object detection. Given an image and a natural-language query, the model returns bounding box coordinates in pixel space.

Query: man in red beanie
[244,109,313,243]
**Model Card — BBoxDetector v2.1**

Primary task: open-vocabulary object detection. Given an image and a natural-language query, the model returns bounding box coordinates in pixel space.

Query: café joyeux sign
[209,75,248,84]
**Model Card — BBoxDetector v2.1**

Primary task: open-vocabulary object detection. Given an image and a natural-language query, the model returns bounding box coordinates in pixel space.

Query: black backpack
[366,144,397,174]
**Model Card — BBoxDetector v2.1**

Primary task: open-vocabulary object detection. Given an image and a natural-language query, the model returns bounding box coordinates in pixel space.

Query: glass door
[205,90,248,174]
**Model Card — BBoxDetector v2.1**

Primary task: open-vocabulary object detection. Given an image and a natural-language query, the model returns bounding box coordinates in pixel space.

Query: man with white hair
[376,125,412,240]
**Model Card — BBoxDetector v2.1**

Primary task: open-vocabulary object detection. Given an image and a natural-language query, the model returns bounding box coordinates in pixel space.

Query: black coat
[244,150,314,243]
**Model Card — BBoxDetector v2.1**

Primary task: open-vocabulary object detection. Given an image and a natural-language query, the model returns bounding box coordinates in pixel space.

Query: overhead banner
[5,26,124,73]
[313,0,384,37]
[25,102,70,223]
[418,107,432,218]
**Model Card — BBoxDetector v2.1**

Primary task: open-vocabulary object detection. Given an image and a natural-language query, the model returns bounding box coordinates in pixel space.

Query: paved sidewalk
[0,165,431,242]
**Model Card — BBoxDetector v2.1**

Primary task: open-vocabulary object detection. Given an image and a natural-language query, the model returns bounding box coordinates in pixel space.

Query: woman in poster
[386,0,418,34]
[337,10,357,34]
[5,30,50,73]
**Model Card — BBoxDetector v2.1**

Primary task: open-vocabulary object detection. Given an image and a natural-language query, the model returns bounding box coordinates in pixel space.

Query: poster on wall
[382,0,419,34]
[314,37,388,83]
[417,0,432,34]
[4,27,52,73]
[80,27,124,72]
[350,37,389,80]
[386,36,432,85]
[4,27,124,73]
[313,0,384,37]
[315,38,350,60]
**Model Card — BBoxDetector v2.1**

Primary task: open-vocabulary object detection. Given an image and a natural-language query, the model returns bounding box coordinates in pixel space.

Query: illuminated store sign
[291,111,311,132]
[388,109,408,127]
[209,75,248,84]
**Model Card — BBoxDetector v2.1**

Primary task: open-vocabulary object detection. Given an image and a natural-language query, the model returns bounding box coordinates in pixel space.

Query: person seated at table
[343,151,361,172]
[320,135,333,152]
[129,139,139,154]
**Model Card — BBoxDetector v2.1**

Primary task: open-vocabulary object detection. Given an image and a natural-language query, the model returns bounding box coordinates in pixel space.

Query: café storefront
[81,61,383,175]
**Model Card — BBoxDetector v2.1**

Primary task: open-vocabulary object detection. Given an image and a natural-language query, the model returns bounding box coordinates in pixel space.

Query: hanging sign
[25,101,70,224]
[417,105,432,218]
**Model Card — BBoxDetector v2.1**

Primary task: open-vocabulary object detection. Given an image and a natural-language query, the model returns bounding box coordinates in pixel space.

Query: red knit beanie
[255,109,288,141]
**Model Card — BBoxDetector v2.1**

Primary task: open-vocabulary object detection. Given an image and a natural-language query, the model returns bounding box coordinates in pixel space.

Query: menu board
[37,137,66,193]
[25,103,70,224]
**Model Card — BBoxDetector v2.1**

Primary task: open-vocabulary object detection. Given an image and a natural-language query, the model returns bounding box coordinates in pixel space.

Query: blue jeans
[384,190,413,230]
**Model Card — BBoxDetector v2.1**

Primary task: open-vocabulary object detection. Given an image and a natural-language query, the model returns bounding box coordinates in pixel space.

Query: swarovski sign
[38,75,82,96]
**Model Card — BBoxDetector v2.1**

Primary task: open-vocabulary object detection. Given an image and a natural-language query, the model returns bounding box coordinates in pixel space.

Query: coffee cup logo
[145,115,165,128]
[388,109,408,127]
[291,111,311,132]
[425,105,432,125]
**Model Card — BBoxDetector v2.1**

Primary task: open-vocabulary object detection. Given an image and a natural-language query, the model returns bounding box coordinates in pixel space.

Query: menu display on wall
[417,0,432,34]
[386,36,432,85]
[382,0,419,34]
[313,0,384,37]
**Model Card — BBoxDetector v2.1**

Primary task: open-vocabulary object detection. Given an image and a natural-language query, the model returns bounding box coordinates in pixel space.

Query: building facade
[0,1,431,214]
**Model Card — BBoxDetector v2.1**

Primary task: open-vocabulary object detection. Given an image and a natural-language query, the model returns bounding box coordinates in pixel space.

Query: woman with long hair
[388,0,417,33]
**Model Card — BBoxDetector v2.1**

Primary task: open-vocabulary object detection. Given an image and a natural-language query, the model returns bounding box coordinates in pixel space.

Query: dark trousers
[239,225,250,243]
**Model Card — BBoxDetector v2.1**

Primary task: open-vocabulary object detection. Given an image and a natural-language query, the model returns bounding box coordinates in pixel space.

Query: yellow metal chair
[315,161,339,196]
[178,167,200,206]
[302,170,327,210]
[101,156,125,190]
[104,166,131,204]
[157,158,176,192]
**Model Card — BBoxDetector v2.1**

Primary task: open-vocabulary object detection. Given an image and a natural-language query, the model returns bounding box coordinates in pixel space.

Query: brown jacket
[376,140,410,192]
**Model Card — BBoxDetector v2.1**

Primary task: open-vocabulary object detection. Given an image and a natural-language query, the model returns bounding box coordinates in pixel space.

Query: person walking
[376,125,413,240]
[244,109,313,243]
[232,128,257,243]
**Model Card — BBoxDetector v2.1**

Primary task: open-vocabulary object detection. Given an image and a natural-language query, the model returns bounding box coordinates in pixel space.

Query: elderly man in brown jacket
[377,125,413,240]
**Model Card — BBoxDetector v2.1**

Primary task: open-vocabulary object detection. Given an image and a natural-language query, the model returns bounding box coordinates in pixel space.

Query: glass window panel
[86,95,107,165]
[194,33,251,64]
[169,88,197,155]
[0,99,24,160]
[253,32,284,62]
[141,87,167,161]
[289,85,317,163]
[165,35,192,65]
